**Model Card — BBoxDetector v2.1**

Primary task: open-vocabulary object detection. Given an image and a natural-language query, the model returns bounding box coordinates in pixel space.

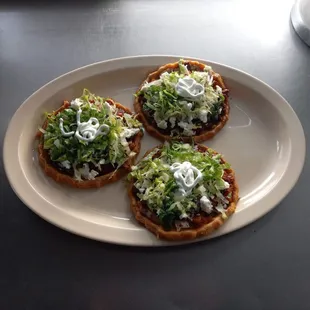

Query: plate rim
[3,55,306,246]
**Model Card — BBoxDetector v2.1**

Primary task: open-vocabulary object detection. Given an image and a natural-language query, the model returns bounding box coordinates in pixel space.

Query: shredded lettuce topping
[42,89,142,180]
[137,59,225,136]
[128,142,231,229]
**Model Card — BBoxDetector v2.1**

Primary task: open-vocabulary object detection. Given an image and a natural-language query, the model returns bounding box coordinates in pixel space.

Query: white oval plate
[3,56,306,246]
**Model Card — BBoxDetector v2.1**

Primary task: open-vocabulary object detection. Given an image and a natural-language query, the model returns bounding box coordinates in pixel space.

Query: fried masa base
[127,144,239,241]
[37,99,143,189]
[134,60,230,143]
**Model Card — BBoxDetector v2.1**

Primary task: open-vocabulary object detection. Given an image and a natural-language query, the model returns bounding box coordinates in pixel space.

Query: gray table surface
[1,0,310,309]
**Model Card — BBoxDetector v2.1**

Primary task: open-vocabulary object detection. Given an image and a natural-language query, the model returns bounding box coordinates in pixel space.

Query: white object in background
[291,0,310,46]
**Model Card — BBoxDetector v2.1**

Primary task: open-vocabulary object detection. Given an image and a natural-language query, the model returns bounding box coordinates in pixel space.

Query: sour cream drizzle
[175,76,204,101]
[59,102,110,142]
[170,161,202,198]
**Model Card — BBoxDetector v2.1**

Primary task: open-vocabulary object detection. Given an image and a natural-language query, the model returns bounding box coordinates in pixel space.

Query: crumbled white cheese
[154,111,162,125]
[199,109,208,123]
[119,128,140,155]
[121,128,140,139]
[93,158,106,171]
[178,121,195,136]
[138,187,145,193]
[216,85,223,94]
[179,213,189,220]
[80,163,98,180]
[215,180,230,191]
[179,101,193,111]
[178,121,190,129]
[200,196,213,214]
[169,117,176,128]
[73,163,98,181]
[89,170,99,180]
[60,160,71,169]
[157,120,168,129]
[184,128,195,136]
[70,98,84,110]
[224,181,230,189]
[175,220,190,231]
[99,159,106,165]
